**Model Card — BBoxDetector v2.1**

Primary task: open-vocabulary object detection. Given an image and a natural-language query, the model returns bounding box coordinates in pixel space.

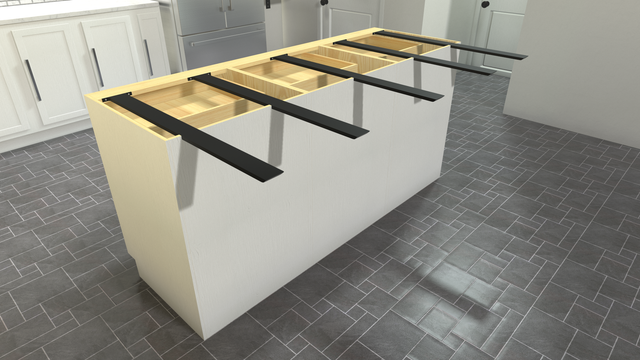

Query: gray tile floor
[1,71,640,360]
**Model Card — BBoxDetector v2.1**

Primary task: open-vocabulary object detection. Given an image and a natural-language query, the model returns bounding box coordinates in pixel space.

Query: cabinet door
[0,53,30,138]
[12,24,92,126]
[81,16,143,90]
[137,12,170,79]
[224,0,265,28]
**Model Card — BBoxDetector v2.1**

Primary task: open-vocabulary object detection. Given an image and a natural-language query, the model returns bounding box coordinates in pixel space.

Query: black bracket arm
[189,74,368,139]
[103,93,283,183]
[272,55,444,102]
[334,40,496,76]
[373,30,528,60]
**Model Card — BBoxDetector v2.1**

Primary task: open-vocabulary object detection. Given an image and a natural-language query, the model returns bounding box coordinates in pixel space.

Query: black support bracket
[373,30,528,60]
[334,40,496,76]
[190,73,368,139]
[103,93,283,183]
[272,55,444,102]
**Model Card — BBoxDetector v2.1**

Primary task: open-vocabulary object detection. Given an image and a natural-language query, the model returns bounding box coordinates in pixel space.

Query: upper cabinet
[81,16,144,90]
[12,23,93,125]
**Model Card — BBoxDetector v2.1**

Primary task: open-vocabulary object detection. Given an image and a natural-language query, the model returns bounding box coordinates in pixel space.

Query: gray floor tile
[360,311,424,360]
[466,224,513,256]
[498,257,540,289]
[286,265,343,306]
[513,308,576,360]
[358,288,397,318]
[450,342,493,360]
[551,260,605,300]
[445,242,483,271]
[336,342,381,360]
[420,262,474,303]
[565,331,611,360]
[347,227,396,259]
[407,333,454,360]
[201,314,270,360]
[496,339,542,360]
[602,301,640,343]
[609,339,640,360]
[301,308,354,351]
[392,286,439,324]
[452,304,502,347]
[564,304,603,337]
[43,317,116,360]
[247,338,294,360]
[101,290,158,330]
[319,245,363,274]
[87,341,132,360]
[481,310,524,357]
[368,259,412,292]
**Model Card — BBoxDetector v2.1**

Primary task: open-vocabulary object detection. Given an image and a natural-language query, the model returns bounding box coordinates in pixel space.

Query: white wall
[504,0,640,148]
[383,0,476,64]
[383,0,428,35]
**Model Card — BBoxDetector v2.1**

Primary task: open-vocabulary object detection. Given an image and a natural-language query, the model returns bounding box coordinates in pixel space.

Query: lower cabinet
[12,23,93,126]
[0,53,30,138]
[81,16,144,91]
[137,12,170,79]
[0,6,170,153]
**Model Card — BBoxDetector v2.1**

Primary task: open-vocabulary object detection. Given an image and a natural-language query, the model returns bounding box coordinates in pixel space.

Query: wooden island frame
[85,27,461,339]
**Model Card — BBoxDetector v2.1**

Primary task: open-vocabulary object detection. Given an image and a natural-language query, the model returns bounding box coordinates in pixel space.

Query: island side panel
[164,104,315,339]
[86,99,203,336]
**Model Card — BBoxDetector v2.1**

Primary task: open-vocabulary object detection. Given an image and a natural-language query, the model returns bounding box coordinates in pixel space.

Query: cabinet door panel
[138,12,170,79]
[0,56,30,138]
[82,16,143,90]
[225,0,265,28]
[12,24,91,126]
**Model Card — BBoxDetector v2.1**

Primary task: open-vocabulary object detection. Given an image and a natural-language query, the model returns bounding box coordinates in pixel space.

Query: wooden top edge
[85,27,459,103]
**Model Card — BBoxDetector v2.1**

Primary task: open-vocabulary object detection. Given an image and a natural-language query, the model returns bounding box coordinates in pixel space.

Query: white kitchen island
[85,28,459,339]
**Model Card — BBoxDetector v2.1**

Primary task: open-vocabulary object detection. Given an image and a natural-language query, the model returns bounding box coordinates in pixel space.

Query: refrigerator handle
[219,0,224,12]
[228,0,234,11]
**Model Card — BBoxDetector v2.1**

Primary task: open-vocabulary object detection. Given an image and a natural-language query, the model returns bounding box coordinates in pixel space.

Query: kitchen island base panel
[85,28,459,339]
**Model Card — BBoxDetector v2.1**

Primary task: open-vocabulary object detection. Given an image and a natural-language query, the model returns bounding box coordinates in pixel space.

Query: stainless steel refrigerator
[157,0,267,73]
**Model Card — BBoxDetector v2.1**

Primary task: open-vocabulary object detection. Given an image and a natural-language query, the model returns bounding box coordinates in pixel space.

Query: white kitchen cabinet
[0,53,30,138]
[12,23,93,126]
[81,16,144,90]
[137,12,170,79]
[0,1,170,154]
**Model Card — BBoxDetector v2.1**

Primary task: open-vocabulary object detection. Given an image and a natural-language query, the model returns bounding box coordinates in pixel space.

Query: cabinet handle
[24,59,41,102]
[228,0,234,10]
[219,0,224,11]
[92,48,105,88]
[143,39,153,77]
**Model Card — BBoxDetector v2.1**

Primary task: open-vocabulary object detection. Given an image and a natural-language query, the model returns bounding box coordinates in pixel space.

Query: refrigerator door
[224,0,266,28]
[179,24,267,70]
[174,0,227,36]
